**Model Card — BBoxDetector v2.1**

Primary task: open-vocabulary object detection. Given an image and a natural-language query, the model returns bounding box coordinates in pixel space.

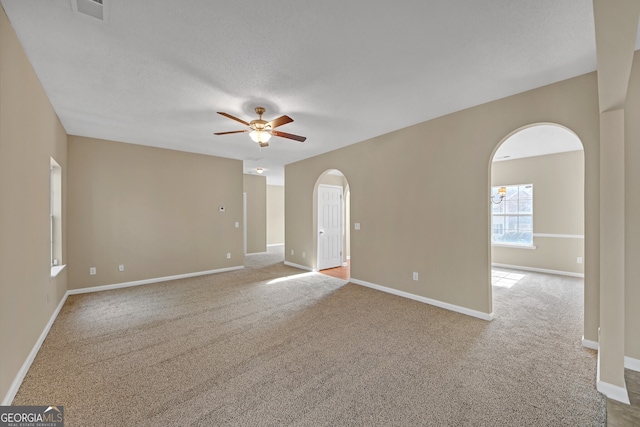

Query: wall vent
[73,0,105,22]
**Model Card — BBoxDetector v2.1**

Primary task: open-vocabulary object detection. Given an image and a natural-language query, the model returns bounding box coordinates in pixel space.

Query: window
[50,158,63,272]
[491,184,533,246]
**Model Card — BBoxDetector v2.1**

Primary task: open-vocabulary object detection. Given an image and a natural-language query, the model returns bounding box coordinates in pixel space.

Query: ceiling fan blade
[217,112,250,127]
[214,130,248,135]
[268,115,293,129]
[271,130,306,142]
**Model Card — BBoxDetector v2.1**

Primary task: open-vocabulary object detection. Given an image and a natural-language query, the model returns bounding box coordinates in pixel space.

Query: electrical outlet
[227,253,231,259]
[577,257,583,264]
[235,222,239,228]
[291,249,294,255]
[354,223,361,230]
[118,264,125,272]
[90,267,96,275]
[413,272,419,281]
[302,252,306,258]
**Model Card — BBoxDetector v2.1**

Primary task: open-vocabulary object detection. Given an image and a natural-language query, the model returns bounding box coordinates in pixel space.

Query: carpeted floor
[13,247,605,426]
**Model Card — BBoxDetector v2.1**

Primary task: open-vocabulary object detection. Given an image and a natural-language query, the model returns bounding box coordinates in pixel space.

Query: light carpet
[13,247,605,426]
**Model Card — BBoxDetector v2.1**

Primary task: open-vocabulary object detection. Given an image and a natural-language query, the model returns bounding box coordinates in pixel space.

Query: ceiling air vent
[73,0,105,21]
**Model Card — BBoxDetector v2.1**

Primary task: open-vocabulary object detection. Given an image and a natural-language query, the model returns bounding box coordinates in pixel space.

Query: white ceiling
[2,1,639,185]
[493,124,583,162]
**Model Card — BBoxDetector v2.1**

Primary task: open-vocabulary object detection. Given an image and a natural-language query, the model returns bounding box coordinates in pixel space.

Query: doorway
[489,123,585,301]
[314,170,350,280]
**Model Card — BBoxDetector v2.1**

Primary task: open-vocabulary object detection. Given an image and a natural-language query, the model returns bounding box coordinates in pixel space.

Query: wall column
[598,108,628,403]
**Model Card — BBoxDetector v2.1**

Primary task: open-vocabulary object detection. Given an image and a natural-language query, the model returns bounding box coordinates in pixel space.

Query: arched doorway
[313,169,350,280]
[489,123,585,302]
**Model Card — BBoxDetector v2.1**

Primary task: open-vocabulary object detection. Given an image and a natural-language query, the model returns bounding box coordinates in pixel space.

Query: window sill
[492,243,537,250]
[50,264,66,278]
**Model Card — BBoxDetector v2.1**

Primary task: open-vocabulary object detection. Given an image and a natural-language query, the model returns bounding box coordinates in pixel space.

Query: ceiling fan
[214,107,307,147]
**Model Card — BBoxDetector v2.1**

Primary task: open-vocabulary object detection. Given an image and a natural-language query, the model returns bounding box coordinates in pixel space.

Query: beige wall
[625,52,640,361]
[267,185,284,245]
[0,7,68,401]
[243,174,266,254]
[67,136,243,289]
[491,150,585,275]
[319,173,348,187]
[286,73,600,325]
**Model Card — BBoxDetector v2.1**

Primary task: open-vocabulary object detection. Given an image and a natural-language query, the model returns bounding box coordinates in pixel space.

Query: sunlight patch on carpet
[491,269,525,288]
[267,272,317,285]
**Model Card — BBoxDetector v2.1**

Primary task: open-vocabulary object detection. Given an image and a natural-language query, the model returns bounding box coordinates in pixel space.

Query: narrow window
[491,184,533,246]
[50,158,62,269]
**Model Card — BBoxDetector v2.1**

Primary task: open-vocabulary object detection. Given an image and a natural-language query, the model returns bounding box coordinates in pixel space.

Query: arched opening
[313,169,350,280]
[489,123,585,313]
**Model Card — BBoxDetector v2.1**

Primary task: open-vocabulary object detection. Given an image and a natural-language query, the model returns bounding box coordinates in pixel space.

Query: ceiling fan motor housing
[249,119,270,131]
[250,107,270,131]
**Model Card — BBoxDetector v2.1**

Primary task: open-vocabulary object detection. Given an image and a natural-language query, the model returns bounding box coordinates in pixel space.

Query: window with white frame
[491,184,533,246]
[50,158,62,268]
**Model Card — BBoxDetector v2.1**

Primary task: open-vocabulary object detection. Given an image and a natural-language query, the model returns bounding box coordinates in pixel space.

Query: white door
[318,185,343,270]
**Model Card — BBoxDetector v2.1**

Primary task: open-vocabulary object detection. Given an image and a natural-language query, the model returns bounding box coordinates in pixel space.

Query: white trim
[67,266,244,295]
[533,233,584,239]
[284,261,315,272]
[491,263,584,278]
[582,336,599,350]
[350,278,494,321]
[598,382,631,404]
[625,356,640,372]
[597,350,630,404]
[342,262,349,267]
[50,264,66,278]
[2,292,69,405]
[492,243,537,250]
[246,251,269,255]
[347,256,351,260]
[267,243,284,247]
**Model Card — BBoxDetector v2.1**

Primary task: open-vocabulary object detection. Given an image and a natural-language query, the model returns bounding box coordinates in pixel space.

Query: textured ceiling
[2,1,638,184]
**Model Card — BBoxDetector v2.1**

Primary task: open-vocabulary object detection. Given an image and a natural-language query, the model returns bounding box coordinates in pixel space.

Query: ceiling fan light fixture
[249,130,272,144]
[256,167,264,174]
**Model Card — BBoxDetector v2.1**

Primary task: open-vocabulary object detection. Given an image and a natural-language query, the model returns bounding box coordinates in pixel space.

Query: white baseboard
[267,243,284,247]
[284,261,315,272]
[350,278,494,321]
[596,350,631,404]
[597,381,630,404]
[68,266,244,295]
[2,292,69,405]
[625,356,640,372]
[491,263,584,278]
[582,337,599,350]
[342,262,348,267]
